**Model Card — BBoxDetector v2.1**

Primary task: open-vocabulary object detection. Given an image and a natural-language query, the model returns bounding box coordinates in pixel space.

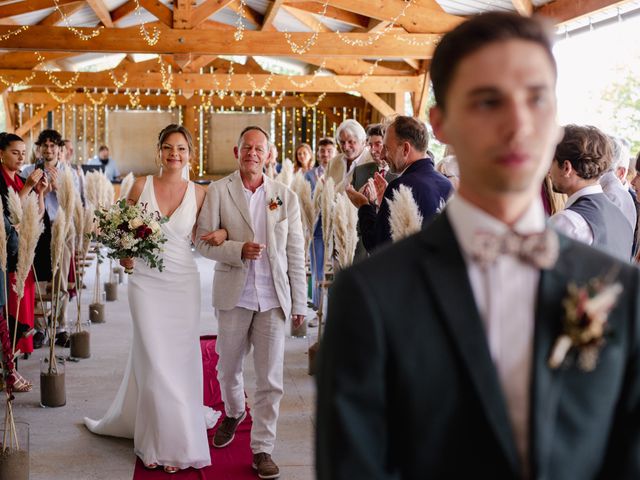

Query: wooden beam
[403,58,420,70]
[0,0,79,19]
[0,25,438,58]
[9,90,365,109]
[414,70,430,121]
[535,0,633,25]
[305,0,464,33]
[304,56,413,76]
[16,103,58,137]
[395,91,406,115]
[0,51,74,69]
[173,0,193,29]
[86,0,114,27]
[512,0,533,16]
[182,55,218,73]
[38,1,85,26]
[139,0,173,27]
[191,0,235,27]
[112,0,137,25]
[282,5,330,31]
[0,69,420,92]
[360,91,396,117]
[226,0,263,27]
[367,19,391,32]
[283,2,369,29]
[262,0,285,31]
[2,91,15,132]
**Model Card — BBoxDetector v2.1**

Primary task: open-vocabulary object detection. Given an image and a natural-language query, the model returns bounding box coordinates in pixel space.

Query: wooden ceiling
[0,0,635,122]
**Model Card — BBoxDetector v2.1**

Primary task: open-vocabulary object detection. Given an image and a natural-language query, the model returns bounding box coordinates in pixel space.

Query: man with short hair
[317,12,640,480]
[305,137,335,192]
[346,116,452,253]
[549,125,633,260]
[88,145,120,181]
[326,119,373,188]
[350,124,398,192]
[196,126,306,479]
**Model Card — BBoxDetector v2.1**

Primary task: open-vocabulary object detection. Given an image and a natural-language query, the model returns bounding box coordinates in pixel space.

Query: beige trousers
[216,306,286,455]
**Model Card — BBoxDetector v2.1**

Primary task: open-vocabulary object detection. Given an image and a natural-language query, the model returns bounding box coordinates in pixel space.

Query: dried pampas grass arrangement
[7,188,22,226]
[290,173,315,259]
[119,172,135,200]
[57,168,76,240]
[320,177,336,257]
[332,193,358,270]
[388,185,423,242]
[50,211,67,280]
[84,171,103,209]
[275,159,294,187]
[12,193,44,352]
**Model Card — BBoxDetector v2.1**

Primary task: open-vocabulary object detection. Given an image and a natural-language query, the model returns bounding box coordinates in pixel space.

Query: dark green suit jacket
[351,162,399,192]
[317,212,640,479]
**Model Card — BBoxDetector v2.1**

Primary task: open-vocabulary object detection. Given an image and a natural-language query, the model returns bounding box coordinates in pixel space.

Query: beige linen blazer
[325,150,374,191]
[195,171,307,317]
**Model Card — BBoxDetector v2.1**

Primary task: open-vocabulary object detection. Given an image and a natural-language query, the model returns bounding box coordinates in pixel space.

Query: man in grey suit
[196,126,306,479]
[317,12,640,480]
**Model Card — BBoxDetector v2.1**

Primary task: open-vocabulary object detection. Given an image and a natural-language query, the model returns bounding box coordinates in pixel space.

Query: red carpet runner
[132,336,256,479]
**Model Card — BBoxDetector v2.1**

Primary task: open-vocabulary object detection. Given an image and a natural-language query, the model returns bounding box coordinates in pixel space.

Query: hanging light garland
[133,0,161,45]
[0,25,29,42]
[45,87,77,104]
[231,91,247,106]
[234,0,247,41]
[84,88,109,106]
[393,34,440,47]
[53,0,102,40]
[246,71,275,93]
[126,88,141,108]
[34,51,81,89]
[283,0,331,55]
[157,56,177,108]
[210,62,235,99]
[108,70,128,88]
[0,71,36,88]
[335,0,413,47]
[299,92,327,108]
[287,60,326,89]
[332,59,380,89]
[266,91,287,109]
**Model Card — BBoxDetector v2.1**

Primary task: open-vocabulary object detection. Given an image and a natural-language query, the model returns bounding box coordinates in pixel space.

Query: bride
[84,124,225,473]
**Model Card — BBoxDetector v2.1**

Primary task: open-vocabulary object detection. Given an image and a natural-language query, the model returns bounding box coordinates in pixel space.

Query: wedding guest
[548,125,633,260]
[306,137,336,311]
[345,116,452,253]
[305,137,335,191]
[599,135,636,231]
[294,143,314,174]
[85,124,220,474]
[436,155,460,191]
[326,119,373,189]
[196,125,306,479]
[0,132,48,389]
[318,12,640,479]
[23,130,73,347]
[87,145,120,182]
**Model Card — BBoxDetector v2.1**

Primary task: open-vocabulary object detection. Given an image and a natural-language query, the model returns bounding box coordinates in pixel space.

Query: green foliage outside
[601,67,640,156]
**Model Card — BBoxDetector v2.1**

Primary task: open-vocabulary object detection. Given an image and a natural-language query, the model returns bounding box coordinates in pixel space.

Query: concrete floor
[12,252,316,480]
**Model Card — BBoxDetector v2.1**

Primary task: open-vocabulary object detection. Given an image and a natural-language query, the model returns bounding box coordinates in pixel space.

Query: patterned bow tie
[469,228,559,269]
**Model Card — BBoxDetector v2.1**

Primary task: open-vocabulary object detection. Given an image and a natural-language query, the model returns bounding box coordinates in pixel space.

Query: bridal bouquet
[91,199,168,273]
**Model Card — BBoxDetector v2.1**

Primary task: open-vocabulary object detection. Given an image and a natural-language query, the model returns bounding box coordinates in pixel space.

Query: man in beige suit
[326,119,374,189]
[196,126,306,479]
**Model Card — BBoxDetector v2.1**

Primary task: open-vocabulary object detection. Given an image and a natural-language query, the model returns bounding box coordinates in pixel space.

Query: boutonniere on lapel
[268,196,283,211]
[548,279,623,372]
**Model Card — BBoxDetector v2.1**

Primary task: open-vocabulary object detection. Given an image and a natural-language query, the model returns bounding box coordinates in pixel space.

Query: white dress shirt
[448,195,546,473]
[600,171,637,229]
[548,184,603,245]
[236,184,280,312]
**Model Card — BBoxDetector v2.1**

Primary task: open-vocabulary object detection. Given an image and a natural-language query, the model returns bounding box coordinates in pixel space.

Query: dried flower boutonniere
[548,280,623,372]
[268,196,283,211]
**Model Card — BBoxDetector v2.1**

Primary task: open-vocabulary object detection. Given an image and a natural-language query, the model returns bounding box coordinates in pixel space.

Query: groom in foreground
[317,12,640,480]
[196,126,306,479]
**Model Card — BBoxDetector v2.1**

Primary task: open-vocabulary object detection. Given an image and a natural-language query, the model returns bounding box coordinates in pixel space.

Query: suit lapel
[264,177,277,250]
[530,239,572,480]
[227,172,254,234]
[418,214,521,476]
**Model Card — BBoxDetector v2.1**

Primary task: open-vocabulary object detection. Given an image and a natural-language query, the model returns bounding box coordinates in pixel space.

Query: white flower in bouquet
[129,217,144,229]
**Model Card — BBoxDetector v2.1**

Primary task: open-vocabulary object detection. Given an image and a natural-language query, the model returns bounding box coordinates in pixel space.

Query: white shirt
[548,184,603,245]
[600,171,637,229]
[236,184,281,312]
[448,195,545,473]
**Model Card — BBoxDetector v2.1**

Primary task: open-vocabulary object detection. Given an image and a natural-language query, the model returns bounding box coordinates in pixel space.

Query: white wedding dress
[84,176,220,469]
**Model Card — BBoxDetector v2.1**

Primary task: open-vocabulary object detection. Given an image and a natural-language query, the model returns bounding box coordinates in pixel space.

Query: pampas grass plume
[13,193,43,298]
[119,172,135,200]
[7,188,22,226]
[57,167,76,236]
[320,177,335,254]
[50,209,67,278]
[388,185,423,242]
[332,193,357,270]
[275,159,294,187]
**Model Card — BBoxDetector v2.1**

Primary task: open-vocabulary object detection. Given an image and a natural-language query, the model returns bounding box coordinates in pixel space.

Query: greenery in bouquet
[91,199,168,273]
